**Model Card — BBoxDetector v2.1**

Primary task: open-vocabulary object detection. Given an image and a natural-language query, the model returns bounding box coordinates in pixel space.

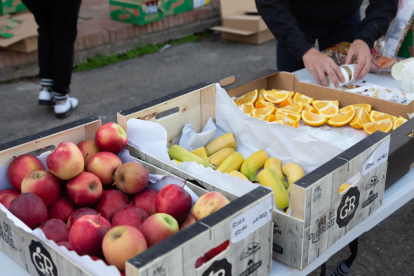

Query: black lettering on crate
[151,265,166,276]
[336,186,360,228]
[239,259,262,276]
[308,210,336,244]
[0,221,16,250]
[362,190,379,208]
[365,176,379,190]
[273,221,282,235]
[203,259,232,276]
[273,243,283,254]
[240,242,261,260]
[29,240,58,276]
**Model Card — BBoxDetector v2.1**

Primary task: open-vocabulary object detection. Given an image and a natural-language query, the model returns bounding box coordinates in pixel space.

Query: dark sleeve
[255,0,313,61]
[356,0,398,48]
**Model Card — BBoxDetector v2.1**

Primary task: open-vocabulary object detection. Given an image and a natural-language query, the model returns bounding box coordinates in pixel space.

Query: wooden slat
[200,84,216,125]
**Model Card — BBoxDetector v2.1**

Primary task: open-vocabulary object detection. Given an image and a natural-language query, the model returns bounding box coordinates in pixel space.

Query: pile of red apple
[0,122,231,273]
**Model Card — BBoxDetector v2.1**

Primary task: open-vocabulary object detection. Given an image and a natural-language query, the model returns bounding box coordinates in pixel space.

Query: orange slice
[393,116,408,130]
[263,90,290,104]
[303,104,318,113]
[353,104,372,113]
[328,106,355,127]
[255,100,275,109]
[240,103,255,115]
[294,93,313,105]
[277,114,300,128]
[279,103,303,113]
[349,108,370,129]
[252,114,271,121]
[235,89,258,106]
[277,110,302,121]
[312,100,339,107]
[279,98,295,107]
[370,110,397,123]
[363,119,393,135]
[289,91,295,98]
[253,106,275,116]
[301,110,327,126]
[268,114,276,122]
[317,103,339,119]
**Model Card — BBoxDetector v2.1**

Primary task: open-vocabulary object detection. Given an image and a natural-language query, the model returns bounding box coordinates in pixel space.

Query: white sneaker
[38,87,54,106]
[54,95,78,119]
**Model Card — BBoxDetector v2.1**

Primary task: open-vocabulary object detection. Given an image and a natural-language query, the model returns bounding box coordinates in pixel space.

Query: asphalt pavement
[0,34,413,276]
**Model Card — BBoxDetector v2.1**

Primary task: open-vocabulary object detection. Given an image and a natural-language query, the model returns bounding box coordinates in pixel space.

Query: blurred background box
[0,0,26,15]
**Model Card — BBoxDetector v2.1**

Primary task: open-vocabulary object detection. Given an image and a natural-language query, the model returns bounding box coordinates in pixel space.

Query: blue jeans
[277,11,361,72]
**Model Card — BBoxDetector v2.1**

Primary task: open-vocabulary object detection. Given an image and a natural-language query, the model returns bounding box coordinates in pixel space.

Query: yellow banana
[285,207,290,215]
[282,163,304,185]
[264,158,289,189]
[168,145,215,169]
[218,152,245,173]
[174,159,182,165]
[229,170,248,180]
[286,184,291,196]
[208,148,236,167]
[191,147,208,163]
[205,133,237,156]
[240,150,268,181]
[257,168,289,211]
[338,183,350,194]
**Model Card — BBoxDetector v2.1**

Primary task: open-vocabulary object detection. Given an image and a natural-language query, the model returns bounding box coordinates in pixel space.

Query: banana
[240,150,268,181]
[264,158,289,189]
[257,168,290,211]
[282,163,304,185]
[229,170,248,181]
[191,147,208,163]
[338,183,350,194]
[205,133,237,156]
[285,207,290,215]
[208,148,236,167]
[174,159,182,165]
[218,152,245,173]
[286,184,291,196]
[168,145,215,169]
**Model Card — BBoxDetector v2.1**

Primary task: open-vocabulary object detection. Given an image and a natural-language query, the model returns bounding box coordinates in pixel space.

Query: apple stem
[97,214,101,224]
[112,182,116,186]
[182,179,187,189]
[84,153,89,161]
[4,194,15,198]
[130,201,133,205]
[42,147,53,152]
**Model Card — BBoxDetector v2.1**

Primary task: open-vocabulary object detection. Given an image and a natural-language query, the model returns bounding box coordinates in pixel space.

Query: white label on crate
[230,196,272,243]
[362,138,390,176]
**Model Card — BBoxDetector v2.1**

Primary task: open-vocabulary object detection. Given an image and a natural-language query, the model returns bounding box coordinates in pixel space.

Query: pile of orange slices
[235,89,408,134]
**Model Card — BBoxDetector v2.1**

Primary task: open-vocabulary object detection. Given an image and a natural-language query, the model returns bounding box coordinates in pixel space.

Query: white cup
[392,62,413,81]
[327,66,350,88]
[401,67,414,92]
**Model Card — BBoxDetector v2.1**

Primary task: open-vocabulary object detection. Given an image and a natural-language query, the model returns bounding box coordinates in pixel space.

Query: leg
[277,40,306,72]
[48,0,82,95]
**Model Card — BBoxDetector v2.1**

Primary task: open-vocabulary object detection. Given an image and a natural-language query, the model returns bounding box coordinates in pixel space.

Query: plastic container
[401,67,414,91]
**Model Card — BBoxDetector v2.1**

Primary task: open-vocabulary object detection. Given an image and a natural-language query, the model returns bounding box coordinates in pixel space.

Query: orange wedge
[393,116,408,130]
[363,119,393,135]
[317,103,339,119]
[303,104,318,113]
[277,110,302,121]
[312,100,339,108]
[289,91,295,98]
[279,103,303,113]
[263,90,290,104]
[279,98,295,107]
[294,93,313,105]
[253,106,275,116]
[240,103,255,115]
[328,106,355,127]
[349,108,370,129]
[252,114,271,121]
[353,104,372,113]
[255,100,275,109]
[268,114,276,122]
[235,89,258,106]
[370,110,397,123]
[277,114,300,128]
[301,110,327,126]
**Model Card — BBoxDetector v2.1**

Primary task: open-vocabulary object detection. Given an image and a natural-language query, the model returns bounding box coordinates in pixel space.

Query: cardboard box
[211,0,274,44]
[161,0,193,16]
[110,0,163,26]
[117,71,394,270]
[0,116,274,276]
[0,0,26,15]
[0,13,38,53]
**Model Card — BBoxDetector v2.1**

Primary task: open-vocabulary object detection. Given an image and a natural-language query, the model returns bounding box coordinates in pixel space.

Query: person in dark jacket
[22,0,81,118]
[256,0,398,87]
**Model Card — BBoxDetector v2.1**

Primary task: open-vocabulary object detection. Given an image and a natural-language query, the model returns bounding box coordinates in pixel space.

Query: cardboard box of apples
[0,116,274,276]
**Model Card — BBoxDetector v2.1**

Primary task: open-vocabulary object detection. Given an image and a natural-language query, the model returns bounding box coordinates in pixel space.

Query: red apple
[103,225,147,271]
[112,205,149,229]
[67,207,99,229]
[114,162,149,194]
[37,218,70,243]
[0,188,20,209]
[204,240,230,259]
[133,189,158,216]
[9,193,47,228]
[66,172,103,207]
[46,141,84,180]
[7,154,45,190]
[21,170,60,206]
[139,213,178,247]
[77,140,100,169]
[57,241,73,251]
[69,214,111,257]
[95,123,128,154]
[47,195,75,222]
[95,190,129,221]
[155,184,192,223]
[192,192,230,220]
[87,152,122,185]
[180,214,196,230]
[195,257,209,268]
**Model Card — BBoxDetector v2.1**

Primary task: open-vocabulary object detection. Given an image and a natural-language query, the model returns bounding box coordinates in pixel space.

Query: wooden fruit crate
[0,116,274,276]
[116,71,403,270]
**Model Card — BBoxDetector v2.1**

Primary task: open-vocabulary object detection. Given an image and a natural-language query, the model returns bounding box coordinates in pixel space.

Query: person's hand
[345,39,371,80]
[303,47,345,87]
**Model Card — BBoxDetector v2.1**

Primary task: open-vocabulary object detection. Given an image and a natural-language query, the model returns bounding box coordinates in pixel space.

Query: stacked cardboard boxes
[0,13,37,52]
